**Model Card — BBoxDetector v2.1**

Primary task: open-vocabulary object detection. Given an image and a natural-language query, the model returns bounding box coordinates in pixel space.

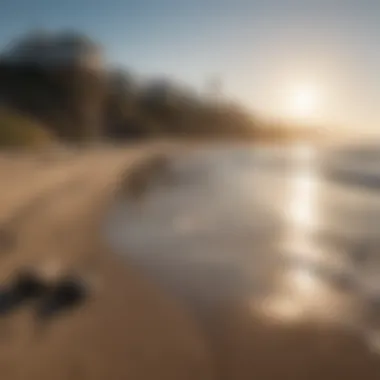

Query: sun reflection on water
[289,144,319,230]
[257,144,336,323]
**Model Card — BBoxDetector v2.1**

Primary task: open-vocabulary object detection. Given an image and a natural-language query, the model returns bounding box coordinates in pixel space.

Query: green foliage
[0,108,54,147]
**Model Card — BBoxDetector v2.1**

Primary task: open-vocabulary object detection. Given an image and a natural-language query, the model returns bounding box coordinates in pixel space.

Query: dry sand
[0,146,215,380]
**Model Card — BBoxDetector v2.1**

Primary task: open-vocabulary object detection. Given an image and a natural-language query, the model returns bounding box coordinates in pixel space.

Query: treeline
[0,31,315,147]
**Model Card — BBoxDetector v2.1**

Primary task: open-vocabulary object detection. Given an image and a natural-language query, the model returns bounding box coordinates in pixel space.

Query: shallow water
[104,143,380,353]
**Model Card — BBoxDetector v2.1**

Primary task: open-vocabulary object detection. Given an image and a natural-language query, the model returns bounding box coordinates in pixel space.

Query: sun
[285,84,321,121]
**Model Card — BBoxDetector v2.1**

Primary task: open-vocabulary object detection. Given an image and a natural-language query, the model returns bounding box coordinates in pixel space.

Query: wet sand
[106,144,380,380]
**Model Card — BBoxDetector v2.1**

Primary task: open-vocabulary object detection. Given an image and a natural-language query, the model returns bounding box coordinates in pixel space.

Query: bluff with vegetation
[0,30,315,147]
[0,107,53,148]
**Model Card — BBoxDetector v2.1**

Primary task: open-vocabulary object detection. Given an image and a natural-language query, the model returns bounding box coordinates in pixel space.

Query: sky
[0,0,379,134]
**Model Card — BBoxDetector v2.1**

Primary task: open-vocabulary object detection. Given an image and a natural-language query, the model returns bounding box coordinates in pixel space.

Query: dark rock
[37,275,88,319]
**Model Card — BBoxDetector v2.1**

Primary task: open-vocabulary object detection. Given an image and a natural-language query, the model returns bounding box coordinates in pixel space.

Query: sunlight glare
[285,84,321,121]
